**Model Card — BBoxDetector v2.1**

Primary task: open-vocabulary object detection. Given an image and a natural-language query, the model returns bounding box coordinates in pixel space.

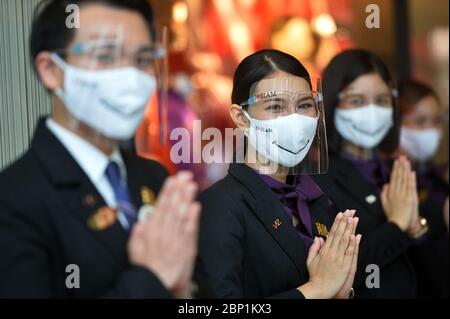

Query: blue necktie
[105,161,137,230]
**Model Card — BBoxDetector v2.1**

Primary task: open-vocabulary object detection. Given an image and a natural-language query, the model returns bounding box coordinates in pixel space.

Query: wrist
[388,217,409,232]
[298,281,328,299]
[146,263,177,291]
[173,282,196,299]
[407,217,429,239]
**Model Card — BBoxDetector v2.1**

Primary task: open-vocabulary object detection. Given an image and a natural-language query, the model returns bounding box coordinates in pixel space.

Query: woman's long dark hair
[322,49,399,155]
[231,49,311,106]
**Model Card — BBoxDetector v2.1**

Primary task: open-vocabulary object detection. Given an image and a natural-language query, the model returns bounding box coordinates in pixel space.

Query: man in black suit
[0,0,201,298]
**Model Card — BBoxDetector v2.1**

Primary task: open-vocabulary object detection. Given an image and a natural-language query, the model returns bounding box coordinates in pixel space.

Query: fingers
[307,237,322,265]
[183,202,202,235]
[318,237,325,249]
[397,157,407,195]
[328,210,354,253]
[410,171,418,205]
[152,175,177,226]
[350,234,362,275]
[339,216,359,263]
[336,210,356,255]
[381,184,389,209]
[159,171,196,231]
[129,222,145,244]
[171,180,199,233]
[390,158,400,192]
[324,212,343,250]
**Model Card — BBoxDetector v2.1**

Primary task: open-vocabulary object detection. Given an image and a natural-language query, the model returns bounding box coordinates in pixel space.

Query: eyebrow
[342,93,391,98]
[261,97,285,103]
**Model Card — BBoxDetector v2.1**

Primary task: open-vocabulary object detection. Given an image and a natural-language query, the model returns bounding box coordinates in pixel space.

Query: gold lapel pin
[83,194,97,207]
[418,190,428,204]
[315,222,329,237]
[141,186,155,206]
[87,207,117,231]
[273,218,282,229]
[365,194,377,204]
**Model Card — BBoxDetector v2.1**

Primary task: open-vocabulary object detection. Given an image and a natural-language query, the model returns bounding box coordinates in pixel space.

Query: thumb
[129,222,145,242]
[381,184,389,204]
[307,237,321,264]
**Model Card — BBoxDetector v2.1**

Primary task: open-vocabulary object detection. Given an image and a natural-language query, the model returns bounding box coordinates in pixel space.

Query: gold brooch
[141,186,155,206]
[273,218,282,229]
[87,207,117,231]
[315,222,329,237]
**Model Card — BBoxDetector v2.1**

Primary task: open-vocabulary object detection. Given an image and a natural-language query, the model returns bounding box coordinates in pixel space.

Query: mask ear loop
[240,106,252,137]
[50,52,68,105]
[50,52,81,132]
[51,52,80,132]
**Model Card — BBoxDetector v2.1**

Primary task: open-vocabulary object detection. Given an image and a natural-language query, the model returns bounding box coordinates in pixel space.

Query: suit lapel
[229,163,309,282]
[63,180,129,265]
[31,118,129,266]
[309,194,334,238]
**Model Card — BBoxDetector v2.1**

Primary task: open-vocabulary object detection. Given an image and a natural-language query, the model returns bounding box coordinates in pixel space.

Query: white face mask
[243,112,318,168]
[400,126,442,162]
[334,104,393,149]
[51,53,157,140]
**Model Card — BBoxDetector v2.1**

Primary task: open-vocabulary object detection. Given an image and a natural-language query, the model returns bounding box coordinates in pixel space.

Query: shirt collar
[256,170,323,201]
[46,118,127,184]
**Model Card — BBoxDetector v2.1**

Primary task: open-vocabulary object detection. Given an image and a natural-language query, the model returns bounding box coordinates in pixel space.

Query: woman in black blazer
[195,49,362,299]
[313,49,437,298]
[396,80,449,298]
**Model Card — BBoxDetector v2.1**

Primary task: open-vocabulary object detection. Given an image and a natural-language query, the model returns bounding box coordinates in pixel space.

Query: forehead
[252,76,311,95]
[413,95,441,115]
[345,73,390,94]
[71,4,152,48]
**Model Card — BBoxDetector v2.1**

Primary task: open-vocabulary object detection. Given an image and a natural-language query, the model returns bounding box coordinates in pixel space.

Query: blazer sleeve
[196,189,246,298]
[0,199,172,299]
[196,188,305,299]
[353,221,412,287]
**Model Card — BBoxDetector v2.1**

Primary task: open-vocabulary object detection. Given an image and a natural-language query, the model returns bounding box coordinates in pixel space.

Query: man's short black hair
[30,0,155,61]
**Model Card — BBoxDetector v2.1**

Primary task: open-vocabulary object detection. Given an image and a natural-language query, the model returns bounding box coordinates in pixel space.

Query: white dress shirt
[46,118,130,229]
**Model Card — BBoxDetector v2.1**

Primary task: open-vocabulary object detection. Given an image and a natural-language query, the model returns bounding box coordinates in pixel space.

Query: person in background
[398,80,448,209]
[0,0,201,298]
[397,79,449,298]
[314,49,425,298]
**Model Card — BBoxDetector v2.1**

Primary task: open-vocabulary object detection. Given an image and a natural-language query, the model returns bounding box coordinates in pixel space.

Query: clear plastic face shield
[51,24,168,144]
[240,77,328,176]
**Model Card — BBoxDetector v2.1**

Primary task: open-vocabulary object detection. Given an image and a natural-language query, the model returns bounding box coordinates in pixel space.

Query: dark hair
[231,49,311,106]
[30,0,155,62]
[398,79,440,116]
[322,49,399,154]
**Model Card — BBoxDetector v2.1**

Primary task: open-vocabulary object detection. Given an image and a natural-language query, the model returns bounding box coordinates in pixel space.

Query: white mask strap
[51,53,67,98]
[241,108,252,121]
[50,53,67,71]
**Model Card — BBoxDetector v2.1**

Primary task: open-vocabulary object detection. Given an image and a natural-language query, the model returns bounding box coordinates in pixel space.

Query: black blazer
[408,169,449,298]
[313,156,417,298]
[195,162,334,299]
[0,118,171,298]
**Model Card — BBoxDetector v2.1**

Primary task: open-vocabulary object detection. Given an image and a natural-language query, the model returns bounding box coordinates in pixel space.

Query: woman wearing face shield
[396,80,449,298]
[195,49,362,299]
[314,49,427,298]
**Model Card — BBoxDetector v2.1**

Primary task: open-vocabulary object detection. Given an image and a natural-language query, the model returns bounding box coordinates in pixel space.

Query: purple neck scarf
[258,173,323,248]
